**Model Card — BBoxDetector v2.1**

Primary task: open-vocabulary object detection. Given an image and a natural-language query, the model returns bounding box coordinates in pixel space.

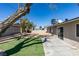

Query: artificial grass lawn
[0,36,45,56]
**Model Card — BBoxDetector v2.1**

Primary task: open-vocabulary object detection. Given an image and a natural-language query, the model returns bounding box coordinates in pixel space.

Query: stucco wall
[53,26,57,35]
[47,26,57,35]
[56,20,79,48]
[47,20,79,48]
[47,27,51,33]
[57,21,79,41]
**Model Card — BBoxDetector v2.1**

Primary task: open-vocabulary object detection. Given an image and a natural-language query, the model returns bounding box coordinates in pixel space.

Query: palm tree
[26,21,34,33]
[20,18,34,34]
[20,18,28,34]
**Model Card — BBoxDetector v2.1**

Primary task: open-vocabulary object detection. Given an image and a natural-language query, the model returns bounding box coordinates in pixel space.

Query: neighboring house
[47,17,79,48]
[47,26,54,34]
[0,23,20,36]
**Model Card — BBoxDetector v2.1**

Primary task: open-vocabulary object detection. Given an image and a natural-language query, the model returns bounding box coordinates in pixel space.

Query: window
[76,24,79,37]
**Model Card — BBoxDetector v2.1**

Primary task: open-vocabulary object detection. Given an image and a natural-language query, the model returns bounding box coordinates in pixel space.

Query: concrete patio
[43,35,79,56]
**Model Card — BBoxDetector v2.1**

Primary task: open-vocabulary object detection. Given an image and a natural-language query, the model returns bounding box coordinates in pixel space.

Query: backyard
[0,35,45,56]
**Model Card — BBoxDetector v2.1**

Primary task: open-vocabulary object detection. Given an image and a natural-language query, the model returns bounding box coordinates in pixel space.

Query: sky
[0,3,79,27]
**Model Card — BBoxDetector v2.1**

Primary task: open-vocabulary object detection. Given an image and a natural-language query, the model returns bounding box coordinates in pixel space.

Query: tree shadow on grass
[13,36,22,40]
[4,36,44,56]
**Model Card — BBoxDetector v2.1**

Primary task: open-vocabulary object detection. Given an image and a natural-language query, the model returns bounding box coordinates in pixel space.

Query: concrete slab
[43,35,79,56]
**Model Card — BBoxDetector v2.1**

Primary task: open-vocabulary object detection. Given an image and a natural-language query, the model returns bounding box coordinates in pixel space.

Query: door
[58,27,64,40]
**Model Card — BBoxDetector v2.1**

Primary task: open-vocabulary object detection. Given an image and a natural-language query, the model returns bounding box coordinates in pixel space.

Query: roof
[49,17,79,27]
[61,17,79,24]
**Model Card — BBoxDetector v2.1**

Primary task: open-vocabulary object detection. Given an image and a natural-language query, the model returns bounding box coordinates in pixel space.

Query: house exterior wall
[56,20,79,48]
[47,26,57,34]
[47,20,79,48]
[53,26,57,35]
[47,27,51,33]
[57,21,79,40]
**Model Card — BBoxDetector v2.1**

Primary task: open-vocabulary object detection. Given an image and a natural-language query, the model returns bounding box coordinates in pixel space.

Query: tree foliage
[20,18,34,33]
[51,19,58,25]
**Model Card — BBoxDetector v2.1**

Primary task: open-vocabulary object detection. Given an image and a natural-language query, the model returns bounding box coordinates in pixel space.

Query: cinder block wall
[2,26,20,36]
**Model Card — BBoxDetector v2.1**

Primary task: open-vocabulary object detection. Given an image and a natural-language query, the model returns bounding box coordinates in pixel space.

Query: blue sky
[0,3,79,27]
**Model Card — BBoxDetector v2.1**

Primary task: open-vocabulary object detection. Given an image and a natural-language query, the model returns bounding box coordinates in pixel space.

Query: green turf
[0,36,45,56]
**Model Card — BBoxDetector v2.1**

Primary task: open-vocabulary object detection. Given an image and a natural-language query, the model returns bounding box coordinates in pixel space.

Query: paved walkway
[43,35,79,56]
